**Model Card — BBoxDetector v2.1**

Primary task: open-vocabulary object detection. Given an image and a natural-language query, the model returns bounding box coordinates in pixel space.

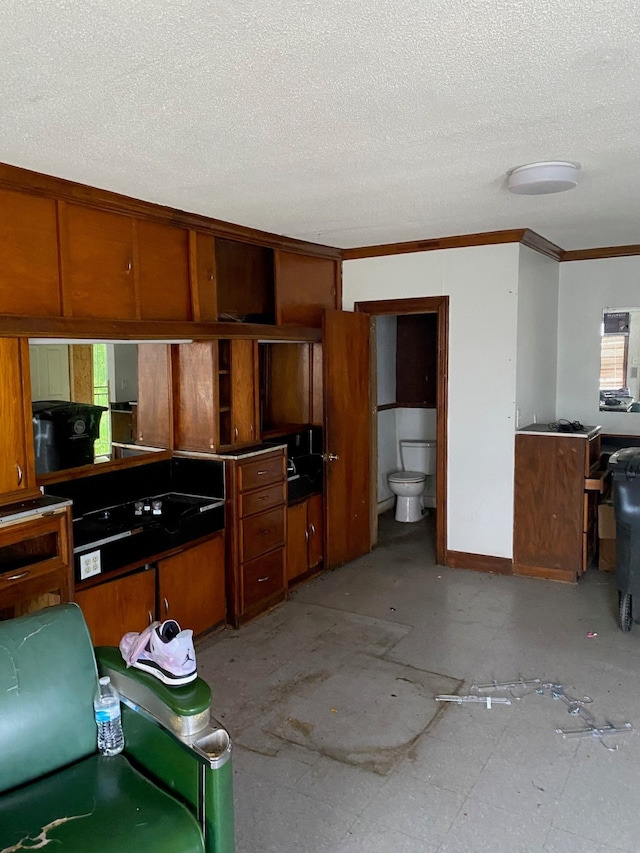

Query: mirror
[29,341,155,473]
[599,309,640,413]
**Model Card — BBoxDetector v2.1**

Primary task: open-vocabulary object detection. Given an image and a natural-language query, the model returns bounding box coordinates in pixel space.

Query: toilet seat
[388,471,425,484]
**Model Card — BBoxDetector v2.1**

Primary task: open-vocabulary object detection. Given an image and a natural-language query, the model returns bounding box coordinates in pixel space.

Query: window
[600,334,628,390]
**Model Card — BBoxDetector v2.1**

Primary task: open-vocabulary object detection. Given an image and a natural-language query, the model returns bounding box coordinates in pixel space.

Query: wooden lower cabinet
[75,565,156,647]
[287,494,323,584]
[157,534,225,636]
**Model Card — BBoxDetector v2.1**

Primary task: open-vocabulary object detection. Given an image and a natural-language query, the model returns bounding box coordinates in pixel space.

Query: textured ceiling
[1,0,639,250]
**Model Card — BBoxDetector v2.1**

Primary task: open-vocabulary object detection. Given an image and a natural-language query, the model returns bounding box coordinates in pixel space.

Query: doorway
[355,296,448,565]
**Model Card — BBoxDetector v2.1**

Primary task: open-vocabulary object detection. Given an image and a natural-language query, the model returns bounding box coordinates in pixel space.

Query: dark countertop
[0,494,72,526]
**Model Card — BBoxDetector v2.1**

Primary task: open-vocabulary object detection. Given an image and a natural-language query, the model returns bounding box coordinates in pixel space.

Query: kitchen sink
[73,492,224,582]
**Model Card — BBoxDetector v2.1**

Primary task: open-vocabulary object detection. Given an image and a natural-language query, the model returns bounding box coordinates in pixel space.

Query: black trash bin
[32,401,107,474]
[608,447,640,631]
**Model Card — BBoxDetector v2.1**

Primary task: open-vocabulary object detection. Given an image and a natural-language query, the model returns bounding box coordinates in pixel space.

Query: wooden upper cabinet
[0,189,62,317]
[275,251,338,328]
[396,314,438,407]
[59,203,137,319]
[216,238,275,323]
[191,232,217,321]
[230,339,259,444]
[137,219,192,321]
[173,341,218,452]
[0,339,37,503]
[136,344,173,448]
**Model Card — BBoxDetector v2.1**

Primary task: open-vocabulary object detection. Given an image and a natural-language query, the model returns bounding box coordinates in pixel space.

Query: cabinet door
[174,341,217,452]
[275,251,338,327]
[158,535,225,636]
[60,203,137,319]
[231,340,259,444]
[75,567,156,647]
[137,220,192,321]
[307,494,324,570]
[0,339,36,502]
[191,232,218,321]
[0,189,61,316]
[136,345,173,447]
[286,502,308,583]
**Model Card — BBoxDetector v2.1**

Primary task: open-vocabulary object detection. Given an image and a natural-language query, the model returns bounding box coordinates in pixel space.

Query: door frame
[354,296,449,565]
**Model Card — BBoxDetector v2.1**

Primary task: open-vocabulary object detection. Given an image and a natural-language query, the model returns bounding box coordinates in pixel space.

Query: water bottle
[94,675,124,756]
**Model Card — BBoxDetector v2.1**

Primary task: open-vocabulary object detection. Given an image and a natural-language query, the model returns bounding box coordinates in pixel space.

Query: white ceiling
[1,0,639,251]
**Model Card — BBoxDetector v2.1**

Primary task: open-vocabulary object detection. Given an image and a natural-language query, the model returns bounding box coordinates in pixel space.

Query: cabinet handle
[163,597,169,614]
[207,268,214,282]
[7,570,29,581]
[305,530,309,542]
[138,433,144,442]
[16,463,23,486]
[259,528,271,536]
[126,259,133,272]
[258,576,269,583]
[322,453,340,462]
[234,426,239,440]
[250,424,254,436]
[258,495,268,501]
[257,470,267,475]
[310,524,316,536]
[148,610,153,624]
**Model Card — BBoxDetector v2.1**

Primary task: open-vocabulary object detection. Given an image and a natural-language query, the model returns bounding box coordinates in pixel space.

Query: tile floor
[197,513,640,852]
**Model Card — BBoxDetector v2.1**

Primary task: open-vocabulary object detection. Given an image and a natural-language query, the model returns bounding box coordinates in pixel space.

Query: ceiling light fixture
[507,161,580,195]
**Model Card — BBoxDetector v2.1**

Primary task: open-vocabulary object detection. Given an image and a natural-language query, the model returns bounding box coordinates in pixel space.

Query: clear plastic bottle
[94,675,125,756]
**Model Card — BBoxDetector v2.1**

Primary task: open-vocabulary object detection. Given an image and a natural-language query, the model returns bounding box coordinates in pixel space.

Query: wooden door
[137,220,192,321]
[29,344,71,402]
[174,341,217,452]
[59,203,136,319]
[75,567,156,646]
[0,339,36,501]
[0,188,61,316]
[136,345,173,447]
[158,535,226,635]
[286,502,308,582]
[231,340,258,444]
[307,494,323,570]
[323,310,371,568]
[275,251,338,327]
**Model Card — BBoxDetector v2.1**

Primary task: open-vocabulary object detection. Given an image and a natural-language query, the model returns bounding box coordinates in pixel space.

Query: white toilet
[388,439,437,523]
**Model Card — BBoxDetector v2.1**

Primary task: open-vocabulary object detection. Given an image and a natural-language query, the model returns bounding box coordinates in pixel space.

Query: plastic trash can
[608,447,640,630]
[32,401,107,473]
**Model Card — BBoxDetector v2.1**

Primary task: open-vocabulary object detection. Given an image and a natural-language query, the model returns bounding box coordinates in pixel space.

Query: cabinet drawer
[238,454,284,492]
[242,549,285,611]
[241,483,285,517]
[241,506,285,562]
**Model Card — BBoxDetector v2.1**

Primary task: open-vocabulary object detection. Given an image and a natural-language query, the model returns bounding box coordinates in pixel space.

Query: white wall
[515,246,559,427]
[344,243,520,558]
[376,315,396,405]
[558,257,640,434]
[377,409,397,506]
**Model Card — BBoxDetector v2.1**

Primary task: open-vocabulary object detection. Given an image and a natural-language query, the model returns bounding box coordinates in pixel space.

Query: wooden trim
[377,402,397,412]
[561,244,640,262]
[512,563,576,583]
[355,295,448,566]
[446,550,513,575]
[342,229,526,260]
[0,315,321,342]
[520,229,564,261]
[0,161,341,261]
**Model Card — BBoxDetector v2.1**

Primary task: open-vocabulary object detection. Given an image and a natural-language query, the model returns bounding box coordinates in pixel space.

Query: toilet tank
[400,439,436,475]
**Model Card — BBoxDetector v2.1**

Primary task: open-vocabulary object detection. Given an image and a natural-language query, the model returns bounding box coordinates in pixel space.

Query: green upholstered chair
[0,604,234,853]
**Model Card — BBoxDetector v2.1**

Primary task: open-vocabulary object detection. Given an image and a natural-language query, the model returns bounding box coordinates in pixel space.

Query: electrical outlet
[80,549,101,580]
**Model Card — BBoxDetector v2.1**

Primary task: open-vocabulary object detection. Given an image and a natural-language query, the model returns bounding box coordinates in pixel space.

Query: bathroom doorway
[355,296,448,564]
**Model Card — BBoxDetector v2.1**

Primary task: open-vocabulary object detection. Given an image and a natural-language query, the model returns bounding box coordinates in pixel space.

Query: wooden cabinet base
[75,566,156,647]
[512,563,577,583]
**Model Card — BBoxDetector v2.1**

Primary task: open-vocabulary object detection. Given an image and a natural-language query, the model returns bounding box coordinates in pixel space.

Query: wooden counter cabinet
[513,430,606,582]
[75,566,156,647]
[287,494,323,584]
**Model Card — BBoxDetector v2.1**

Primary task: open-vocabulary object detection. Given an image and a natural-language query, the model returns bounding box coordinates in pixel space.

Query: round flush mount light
[508,161,580,195]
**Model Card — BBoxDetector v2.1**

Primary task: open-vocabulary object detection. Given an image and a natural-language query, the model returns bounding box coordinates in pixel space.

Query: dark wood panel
[275,251,337,327]
[238,452,285,492]
[0,161,342,260]
[241,506,285,562]
[0,338,37,502]
[136,344,173,448]
[513,434,586,576]
[191,232,217,321]
[311,342,323,427]
[446,551,512,574]
[0,189,62,316]
[307,494,323,570]
[241,483,285,517]
[173,341,217,452]
[262,342,311,430]
[137,219,192,321]
[59,202,137,319]
[231,339,259,443]
[323,309,371,568]
[216,238,274,322]
[75,567,156,646]
[396,313,438,407]
[158,534,225,635]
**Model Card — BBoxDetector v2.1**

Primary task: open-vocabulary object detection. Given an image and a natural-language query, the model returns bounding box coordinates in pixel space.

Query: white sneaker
[120,620,197,686]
